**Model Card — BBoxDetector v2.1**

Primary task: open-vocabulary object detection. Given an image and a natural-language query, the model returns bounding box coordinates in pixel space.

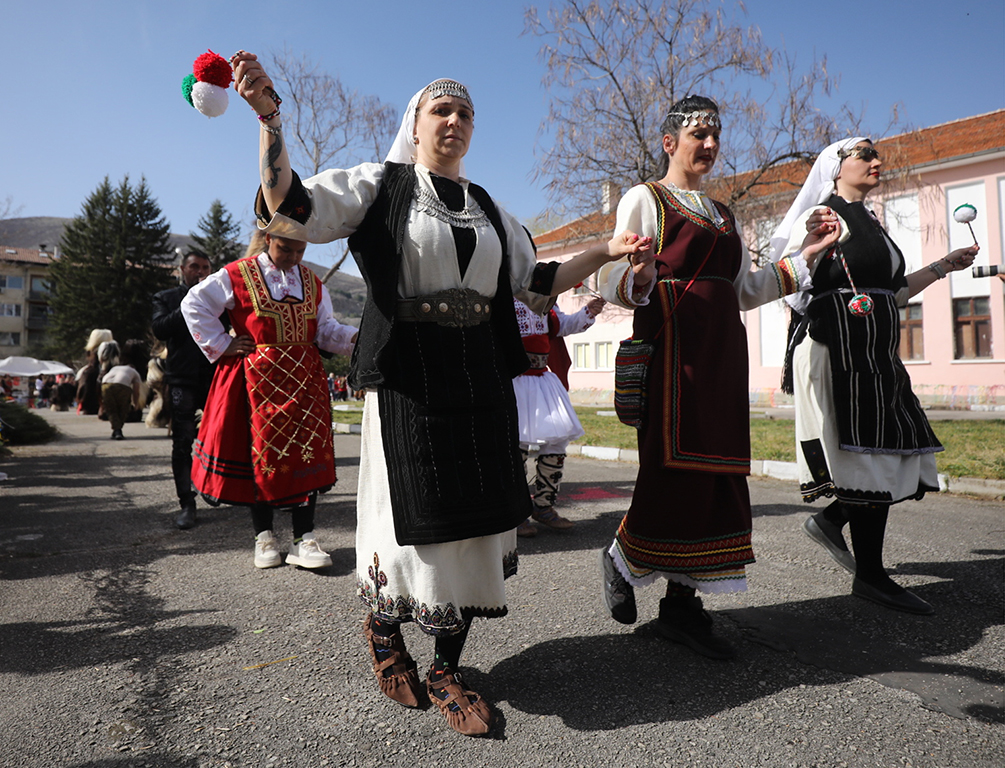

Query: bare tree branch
[524,0,889,245]
[267,47,398,177]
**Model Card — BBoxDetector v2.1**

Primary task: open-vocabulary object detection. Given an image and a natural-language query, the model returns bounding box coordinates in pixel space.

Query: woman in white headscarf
[770,137,977,615]
[229,51,653,736]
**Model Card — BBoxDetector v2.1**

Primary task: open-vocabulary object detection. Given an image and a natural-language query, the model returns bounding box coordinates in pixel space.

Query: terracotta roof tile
[0,246,53,265]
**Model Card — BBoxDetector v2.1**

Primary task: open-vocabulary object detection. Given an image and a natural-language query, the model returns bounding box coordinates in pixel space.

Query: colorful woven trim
[614,522,754,576]
[770,255,800,297]
[644,182,733,238]
[616,265,635,306]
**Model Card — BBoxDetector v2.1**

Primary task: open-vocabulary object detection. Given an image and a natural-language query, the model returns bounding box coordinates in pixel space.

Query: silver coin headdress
[422,79,474,113]
[666,110,720,128]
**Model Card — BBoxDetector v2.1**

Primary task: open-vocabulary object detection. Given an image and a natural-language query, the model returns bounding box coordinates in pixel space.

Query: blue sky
[6,0,1004,272]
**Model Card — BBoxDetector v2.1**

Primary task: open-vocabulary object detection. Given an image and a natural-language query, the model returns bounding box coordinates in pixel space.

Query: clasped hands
[609,231,656,287]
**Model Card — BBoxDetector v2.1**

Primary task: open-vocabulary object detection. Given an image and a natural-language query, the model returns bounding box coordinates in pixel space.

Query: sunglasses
[838,145,880,162]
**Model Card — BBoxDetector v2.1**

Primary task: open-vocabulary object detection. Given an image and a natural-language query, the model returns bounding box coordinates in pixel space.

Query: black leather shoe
[599,549,637,624]
[852,577,934,615]
[175,504,197,530]
[803,515,856,574]
[656,596,736,660]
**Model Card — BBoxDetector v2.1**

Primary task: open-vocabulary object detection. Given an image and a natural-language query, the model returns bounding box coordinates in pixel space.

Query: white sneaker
[286,532,332,569]
[254,530,282,569]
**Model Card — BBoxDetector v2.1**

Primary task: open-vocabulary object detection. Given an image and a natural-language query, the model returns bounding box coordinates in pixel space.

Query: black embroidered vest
[346,162,530,390]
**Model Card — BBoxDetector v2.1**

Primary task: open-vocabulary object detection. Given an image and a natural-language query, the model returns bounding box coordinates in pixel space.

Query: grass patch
[331,404,364,425]
[574,406,1004,480]
[932,420,1005,480]
[0,401,59,452]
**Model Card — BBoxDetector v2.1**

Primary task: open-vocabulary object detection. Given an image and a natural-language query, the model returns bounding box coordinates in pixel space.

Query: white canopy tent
[0,357,75,377]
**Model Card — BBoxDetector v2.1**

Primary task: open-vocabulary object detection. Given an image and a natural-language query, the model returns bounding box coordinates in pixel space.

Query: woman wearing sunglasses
[769,138,977,615]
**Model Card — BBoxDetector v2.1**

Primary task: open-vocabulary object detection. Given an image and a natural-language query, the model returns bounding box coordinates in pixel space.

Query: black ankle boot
[656,595,735,660]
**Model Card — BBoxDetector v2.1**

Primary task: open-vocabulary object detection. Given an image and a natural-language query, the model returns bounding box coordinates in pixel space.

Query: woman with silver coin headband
[230,51,654,736]
[595,95,840,661]
[769,137,978,616]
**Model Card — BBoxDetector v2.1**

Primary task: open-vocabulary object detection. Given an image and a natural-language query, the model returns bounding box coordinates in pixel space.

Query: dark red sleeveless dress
[614,184,754,590]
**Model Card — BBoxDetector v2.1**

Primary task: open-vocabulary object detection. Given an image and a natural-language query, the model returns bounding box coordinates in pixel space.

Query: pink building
[534,111,1005,408]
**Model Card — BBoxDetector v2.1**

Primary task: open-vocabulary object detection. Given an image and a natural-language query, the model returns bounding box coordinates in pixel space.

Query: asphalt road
[1,410,1002,768]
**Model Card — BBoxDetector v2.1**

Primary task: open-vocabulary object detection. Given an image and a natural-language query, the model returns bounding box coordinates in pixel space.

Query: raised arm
[231,50,291,217]
[905,245,979,298]
[552,232,654,296]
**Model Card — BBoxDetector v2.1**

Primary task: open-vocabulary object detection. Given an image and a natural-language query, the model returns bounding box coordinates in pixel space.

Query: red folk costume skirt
[193,258,336,506]
[613,187,754,593]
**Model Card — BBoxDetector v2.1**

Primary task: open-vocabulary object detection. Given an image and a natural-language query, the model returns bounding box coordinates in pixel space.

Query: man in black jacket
[152,251,214,529]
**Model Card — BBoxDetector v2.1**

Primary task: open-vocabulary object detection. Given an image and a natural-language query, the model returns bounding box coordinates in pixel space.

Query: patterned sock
[429,624,472,710]
[369,616,401,671]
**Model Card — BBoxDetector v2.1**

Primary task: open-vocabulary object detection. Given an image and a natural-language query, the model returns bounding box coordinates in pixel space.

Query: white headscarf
[384,79,472,178]
[770,136,868,312]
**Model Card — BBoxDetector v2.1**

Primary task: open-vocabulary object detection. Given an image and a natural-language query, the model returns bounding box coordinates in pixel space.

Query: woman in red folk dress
[597,95,839,659]
[182,233,357,570]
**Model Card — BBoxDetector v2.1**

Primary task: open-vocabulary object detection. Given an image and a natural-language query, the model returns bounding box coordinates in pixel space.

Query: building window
[953,297,991,359]
[573,343,590,369]
[898,304,923,360]
[0,303,22,317]
[29,276,50,298]
[595,341,613,369]
[0,275,24,290]
[0,332,21,346]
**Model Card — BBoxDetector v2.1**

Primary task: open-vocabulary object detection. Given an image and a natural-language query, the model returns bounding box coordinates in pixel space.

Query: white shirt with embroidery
[513,299,596,339]
[181,252,357,364]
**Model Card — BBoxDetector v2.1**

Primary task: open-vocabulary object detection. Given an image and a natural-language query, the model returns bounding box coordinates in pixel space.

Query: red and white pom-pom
[191,81,229,118]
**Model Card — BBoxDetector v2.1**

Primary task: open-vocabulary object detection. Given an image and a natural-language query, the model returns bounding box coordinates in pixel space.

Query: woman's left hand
[607,231,656,285]
[944,245,979,272]
[799,212,841,271]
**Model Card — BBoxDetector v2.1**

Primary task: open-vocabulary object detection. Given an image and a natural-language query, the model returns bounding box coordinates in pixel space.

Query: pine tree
[190,199,242,266]
[48,176,174,361]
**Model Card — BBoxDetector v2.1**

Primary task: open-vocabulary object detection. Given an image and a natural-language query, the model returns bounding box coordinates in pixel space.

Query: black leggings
[251,492,317,539]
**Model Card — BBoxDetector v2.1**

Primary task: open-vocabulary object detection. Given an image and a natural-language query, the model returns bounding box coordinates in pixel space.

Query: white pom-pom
[191,81,229,118]
[953,204,977,223]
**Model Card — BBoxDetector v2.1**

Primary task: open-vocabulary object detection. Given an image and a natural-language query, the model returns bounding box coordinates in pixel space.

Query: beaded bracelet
[260,122,281,136]
[928,260,947,279]
[255,86,283,122]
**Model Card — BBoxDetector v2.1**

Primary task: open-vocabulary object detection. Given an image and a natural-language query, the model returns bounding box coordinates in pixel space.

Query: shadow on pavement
[490,553,1004,728]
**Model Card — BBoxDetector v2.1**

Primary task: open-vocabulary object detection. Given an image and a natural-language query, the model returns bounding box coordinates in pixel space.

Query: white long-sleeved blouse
[256,162,551,313]
[181,252,357,364]
[598,184,812,310]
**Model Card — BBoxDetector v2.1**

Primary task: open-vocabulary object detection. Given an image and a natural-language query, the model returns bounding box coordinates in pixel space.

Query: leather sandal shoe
[803,515,856,574]
[532,507,574,530]
[516,519,537,538]
[600,549,637,624]
[427,670,493,736]
[852,578,934,615]
[363,615,423,707]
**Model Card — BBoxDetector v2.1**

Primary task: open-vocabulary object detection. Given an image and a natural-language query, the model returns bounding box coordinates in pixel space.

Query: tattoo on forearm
[262,134,284,190]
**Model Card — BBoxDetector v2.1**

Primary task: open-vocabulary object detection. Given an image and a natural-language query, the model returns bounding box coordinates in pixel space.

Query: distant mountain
[0,216,201,257]
[0,216,366,321]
